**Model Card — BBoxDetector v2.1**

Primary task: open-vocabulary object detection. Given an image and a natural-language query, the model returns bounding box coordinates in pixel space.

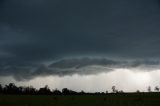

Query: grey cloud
[0,57,160,81]
[1,0,160,80]
[48,57,160,69]
[49,57,119,69]
[1,0,160,59]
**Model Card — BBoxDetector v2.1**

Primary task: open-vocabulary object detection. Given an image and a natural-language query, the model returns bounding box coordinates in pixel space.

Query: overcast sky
[1,0,160,92]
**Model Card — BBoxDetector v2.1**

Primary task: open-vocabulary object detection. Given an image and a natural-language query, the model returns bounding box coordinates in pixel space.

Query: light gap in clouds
[1,68,160,92]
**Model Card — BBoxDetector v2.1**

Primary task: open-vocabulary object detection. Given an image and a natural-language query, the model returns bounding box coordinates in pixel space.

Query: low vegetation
[1,83,160,106]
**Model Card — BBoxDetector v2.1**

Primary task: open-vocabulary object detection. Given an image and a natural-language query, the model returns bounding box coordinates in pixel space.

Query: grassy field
[1,93,160,106]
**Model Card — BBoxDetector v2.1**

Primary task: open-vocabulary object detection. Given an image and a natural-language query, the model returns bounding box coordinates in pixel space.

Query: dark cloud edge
[0,56,160,81]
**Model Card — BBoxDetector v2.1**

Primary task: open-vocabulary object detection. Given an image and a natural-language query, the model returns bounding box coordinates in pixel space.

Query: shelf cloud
[1,0,160,81]
[0,56,160,81]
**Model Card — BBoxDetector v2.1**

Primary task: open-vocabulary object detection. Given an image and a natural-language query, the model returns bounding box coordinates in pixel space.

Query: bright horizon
[1,68,160,92]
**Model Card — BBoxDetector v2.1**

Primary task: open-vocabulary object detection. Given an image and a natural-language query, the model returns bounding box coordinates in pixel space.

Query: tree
[62,88,70,95]
[4,83,18,94]
[53,89,61,95]
[119,90,124,93]
[147,86,152,92]
[112,86,116,93]
[79,90,85,95]
[136,90,140,93]
[18,86,25,94]
[155,86,159,92]
[38,85,51,94]
[13,86,36,95]
[0,84,2,94]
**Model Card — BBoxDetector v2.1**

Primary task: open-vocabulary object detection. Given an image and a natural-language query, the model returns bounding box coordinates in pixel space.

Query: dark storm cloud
[1,0,160,80]
[0,57,160,81]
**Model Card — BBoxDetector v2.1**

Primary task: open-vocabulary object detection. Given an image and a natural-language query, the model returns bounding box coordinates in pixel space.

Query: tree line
[0,83,160,95]
[0,83,104,95]
[0,83,122,95]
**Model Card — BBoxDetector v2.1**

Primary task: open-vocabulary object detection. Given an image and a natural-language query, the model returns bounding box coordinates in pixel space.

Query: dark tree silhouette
[24,86,36,94]
[155,86,159,92]
[118,90,124,93]
[17,86,25,94]
[4,83,18,94]
[112,86,116,93]
[53,89,61,95]
[0,83,156,95]
[147,86,152,92]
[62,88,70,95]
[38,85,51,94]
[136,90,140,93]
[62,88,77,95]
[0,84,2,94]
[80,90,85,95]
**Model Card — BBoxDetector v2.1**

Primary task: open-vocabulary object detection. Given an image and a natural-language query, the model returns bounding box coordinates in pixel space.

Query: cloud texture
[1,0,160,80]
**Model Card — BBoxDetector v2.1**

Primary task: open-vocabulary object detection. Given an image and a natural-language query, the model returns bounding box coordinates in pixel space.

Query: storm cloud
[0,56,160,81]
[1,0,160,80]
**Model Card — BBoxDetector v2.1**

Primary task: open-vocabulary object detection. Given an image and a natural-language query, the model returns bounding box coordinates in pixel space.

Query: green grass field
[1,93,160,106]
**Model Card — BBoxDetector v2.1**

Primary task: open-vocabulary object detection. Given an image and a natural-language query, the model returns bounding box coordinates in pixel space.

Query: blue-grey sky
[1,0,160,91]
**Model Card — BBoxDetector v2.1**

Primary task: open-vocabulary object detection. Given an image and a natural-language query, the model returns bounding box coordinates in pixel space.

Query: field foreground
[1,93,160,106]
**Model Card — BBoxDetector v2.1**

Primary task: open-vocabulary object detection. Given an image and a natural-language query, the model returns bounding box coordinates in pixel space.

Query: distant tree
[101,92,105,95]
[95,92,101,95]
[21,86,36,94]
[62,88,70,95]
[106,91,108,94]
[0,84,2,94]
[115,90,119,93]
[4,83,18,94]
[112,86,116,93]
[62,88,77,95]
[147,86,152,92]
[18,86,26,94]
[38,85,51,94]
[136,90,140,93]
[155,86,159,92]
[53,89,61,95]
[118,90,124,93]
[80,90,85,95]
